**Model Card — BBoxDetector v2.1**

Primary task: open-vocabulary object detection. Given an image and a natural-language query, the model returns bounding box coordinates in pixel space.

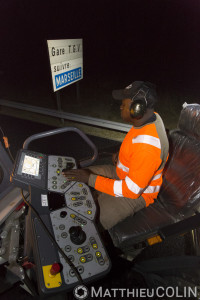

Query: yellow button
[77,248,83,254]
[96,251,101,257]
[57,170,60,174]
[80,256,86,263]
[71,197,76,201]
[70,214,76,219]
[87,210,92,215]
[92,244,98,249]
[78,184,83,187]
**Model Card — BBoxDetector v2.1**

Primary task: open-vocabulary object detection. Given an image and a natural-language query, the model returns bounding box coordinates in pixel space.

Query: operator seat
[109,104,200,251]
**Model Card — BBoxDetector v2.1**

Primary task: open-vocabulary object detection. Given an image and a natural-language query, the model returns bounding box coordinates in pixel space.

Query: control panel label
[41,194,48,206]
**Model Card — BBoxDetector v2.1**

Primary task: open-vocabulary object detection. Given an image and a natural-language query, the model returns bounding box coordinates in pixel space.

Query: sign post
[55,91,64,124]
[47,39,83,120]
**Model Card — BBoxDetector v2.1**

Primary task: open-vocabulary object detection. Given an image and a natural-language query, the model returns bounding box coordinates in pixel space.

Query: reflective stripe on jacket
[94,113,169,206]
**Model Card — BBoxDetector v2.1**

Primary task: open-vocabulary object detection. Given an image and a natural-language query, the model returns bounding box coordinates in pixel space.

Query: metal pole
[76,82,80,105]
[56,91,64,124]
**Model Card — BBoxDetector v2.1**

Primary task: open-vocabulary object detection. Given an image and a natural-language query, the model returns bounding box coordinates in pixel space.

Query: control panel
[65,182,96,221]
[47,155,77,193]
[11,151,77,192]
[50,207,109,286]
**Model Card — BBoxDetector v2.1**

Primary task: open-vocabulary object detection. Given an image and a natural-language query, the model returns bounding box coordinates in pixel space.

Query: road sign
[47,39,83,92]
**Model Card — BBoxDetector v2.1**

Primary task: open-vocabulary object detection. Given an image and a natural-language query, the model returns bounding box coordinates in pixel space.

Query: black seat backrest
[159,104,200,217]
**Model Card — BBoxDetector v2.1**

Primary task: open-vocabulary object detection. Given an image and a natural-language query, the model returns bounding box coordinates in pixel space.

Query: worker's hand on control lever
[62,169,92,184]
[112,151,119,166]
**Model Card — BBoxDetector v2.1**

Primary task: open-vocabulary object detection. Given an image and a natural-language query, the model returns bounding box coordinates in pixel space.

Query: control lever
[69,226,86,245]
[62,162,75,173]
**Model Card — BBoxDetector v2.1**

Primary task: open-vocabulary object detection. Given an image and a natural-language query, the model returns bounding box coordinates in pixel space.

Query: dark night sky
[1,0,200,96]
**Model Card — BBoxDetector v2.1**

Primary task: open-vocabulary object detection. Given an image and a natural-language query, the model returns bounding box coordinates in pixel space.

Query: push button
[49,263,61,276]
[92,243,98,249]
[95,251,102,257]
[60,211,67,218]
[80,256,86,263]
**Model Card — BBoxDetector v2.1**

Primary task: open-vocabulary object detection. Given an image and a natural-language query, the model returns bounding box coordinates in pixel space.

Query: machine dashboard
[10,149,111,295]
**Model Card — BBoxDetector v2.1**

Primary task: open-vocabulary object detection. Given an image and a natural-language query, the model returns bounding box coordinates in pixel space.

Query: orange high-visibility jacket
[94,113,169,206]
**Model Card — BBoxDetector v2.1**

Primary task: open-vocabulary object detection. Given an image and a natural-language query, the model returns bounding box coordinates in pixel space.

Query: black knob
[69,226,86,245]
[60,211,67,218]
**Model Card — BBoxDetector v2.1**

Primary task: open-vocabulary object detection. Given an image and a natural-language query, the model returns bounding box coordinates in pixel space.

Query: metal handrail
[23,127,98,167]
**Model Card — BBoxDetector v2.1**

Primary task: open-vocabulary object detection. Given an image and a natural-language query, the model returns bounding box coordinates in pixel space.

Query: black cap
[112,81,157,108]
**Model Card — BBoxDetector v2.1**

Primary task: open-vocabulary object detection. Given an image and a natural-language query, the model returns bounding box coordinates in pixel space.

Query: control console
[11,150,111,295]
[50,207,109,286]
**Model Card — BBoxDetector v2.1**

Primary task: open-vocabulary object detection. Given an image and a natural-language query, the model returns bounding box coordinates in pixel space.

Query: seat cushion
[109,200,177,249]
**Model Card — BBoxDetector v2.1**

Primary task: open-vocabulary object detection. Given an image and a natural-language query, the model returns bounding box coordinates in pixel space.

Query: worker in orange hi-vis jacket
[62,81,169,229]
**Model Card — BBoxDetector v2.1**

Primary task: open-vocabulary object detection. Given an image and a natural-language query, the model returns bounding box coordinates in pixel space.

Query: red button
[50,263,61,275]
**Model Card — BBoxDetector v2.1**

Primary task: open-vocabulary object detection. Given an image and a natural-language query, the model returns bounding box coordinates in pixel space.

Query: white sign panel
[47,39,83,92]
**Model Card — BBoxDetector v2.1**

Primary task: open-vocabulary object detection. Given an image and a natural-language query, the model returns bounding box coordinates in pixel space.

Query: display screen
[22,155,40,176]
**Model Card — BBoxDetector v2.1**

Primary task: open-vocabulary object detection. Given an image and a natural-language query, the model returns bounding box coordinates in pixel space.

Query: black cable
[6,147,15,162]
[21,188,84,284]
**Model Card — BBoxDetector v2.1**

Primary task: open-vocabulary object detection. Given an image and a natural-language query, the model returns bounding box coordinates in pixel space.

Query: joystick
[69,226,86,245]
[62,162,75,172]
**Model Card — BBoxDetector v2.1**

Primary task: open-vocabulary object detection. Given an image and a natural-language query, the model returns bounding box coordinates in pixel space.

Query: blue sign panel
[55,67,82,89]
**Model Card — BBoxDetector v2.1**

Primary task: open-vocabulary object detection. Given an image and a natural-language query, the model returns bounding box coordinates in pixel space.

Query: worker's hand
[112,151,119,166]
[62,169,92,184]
